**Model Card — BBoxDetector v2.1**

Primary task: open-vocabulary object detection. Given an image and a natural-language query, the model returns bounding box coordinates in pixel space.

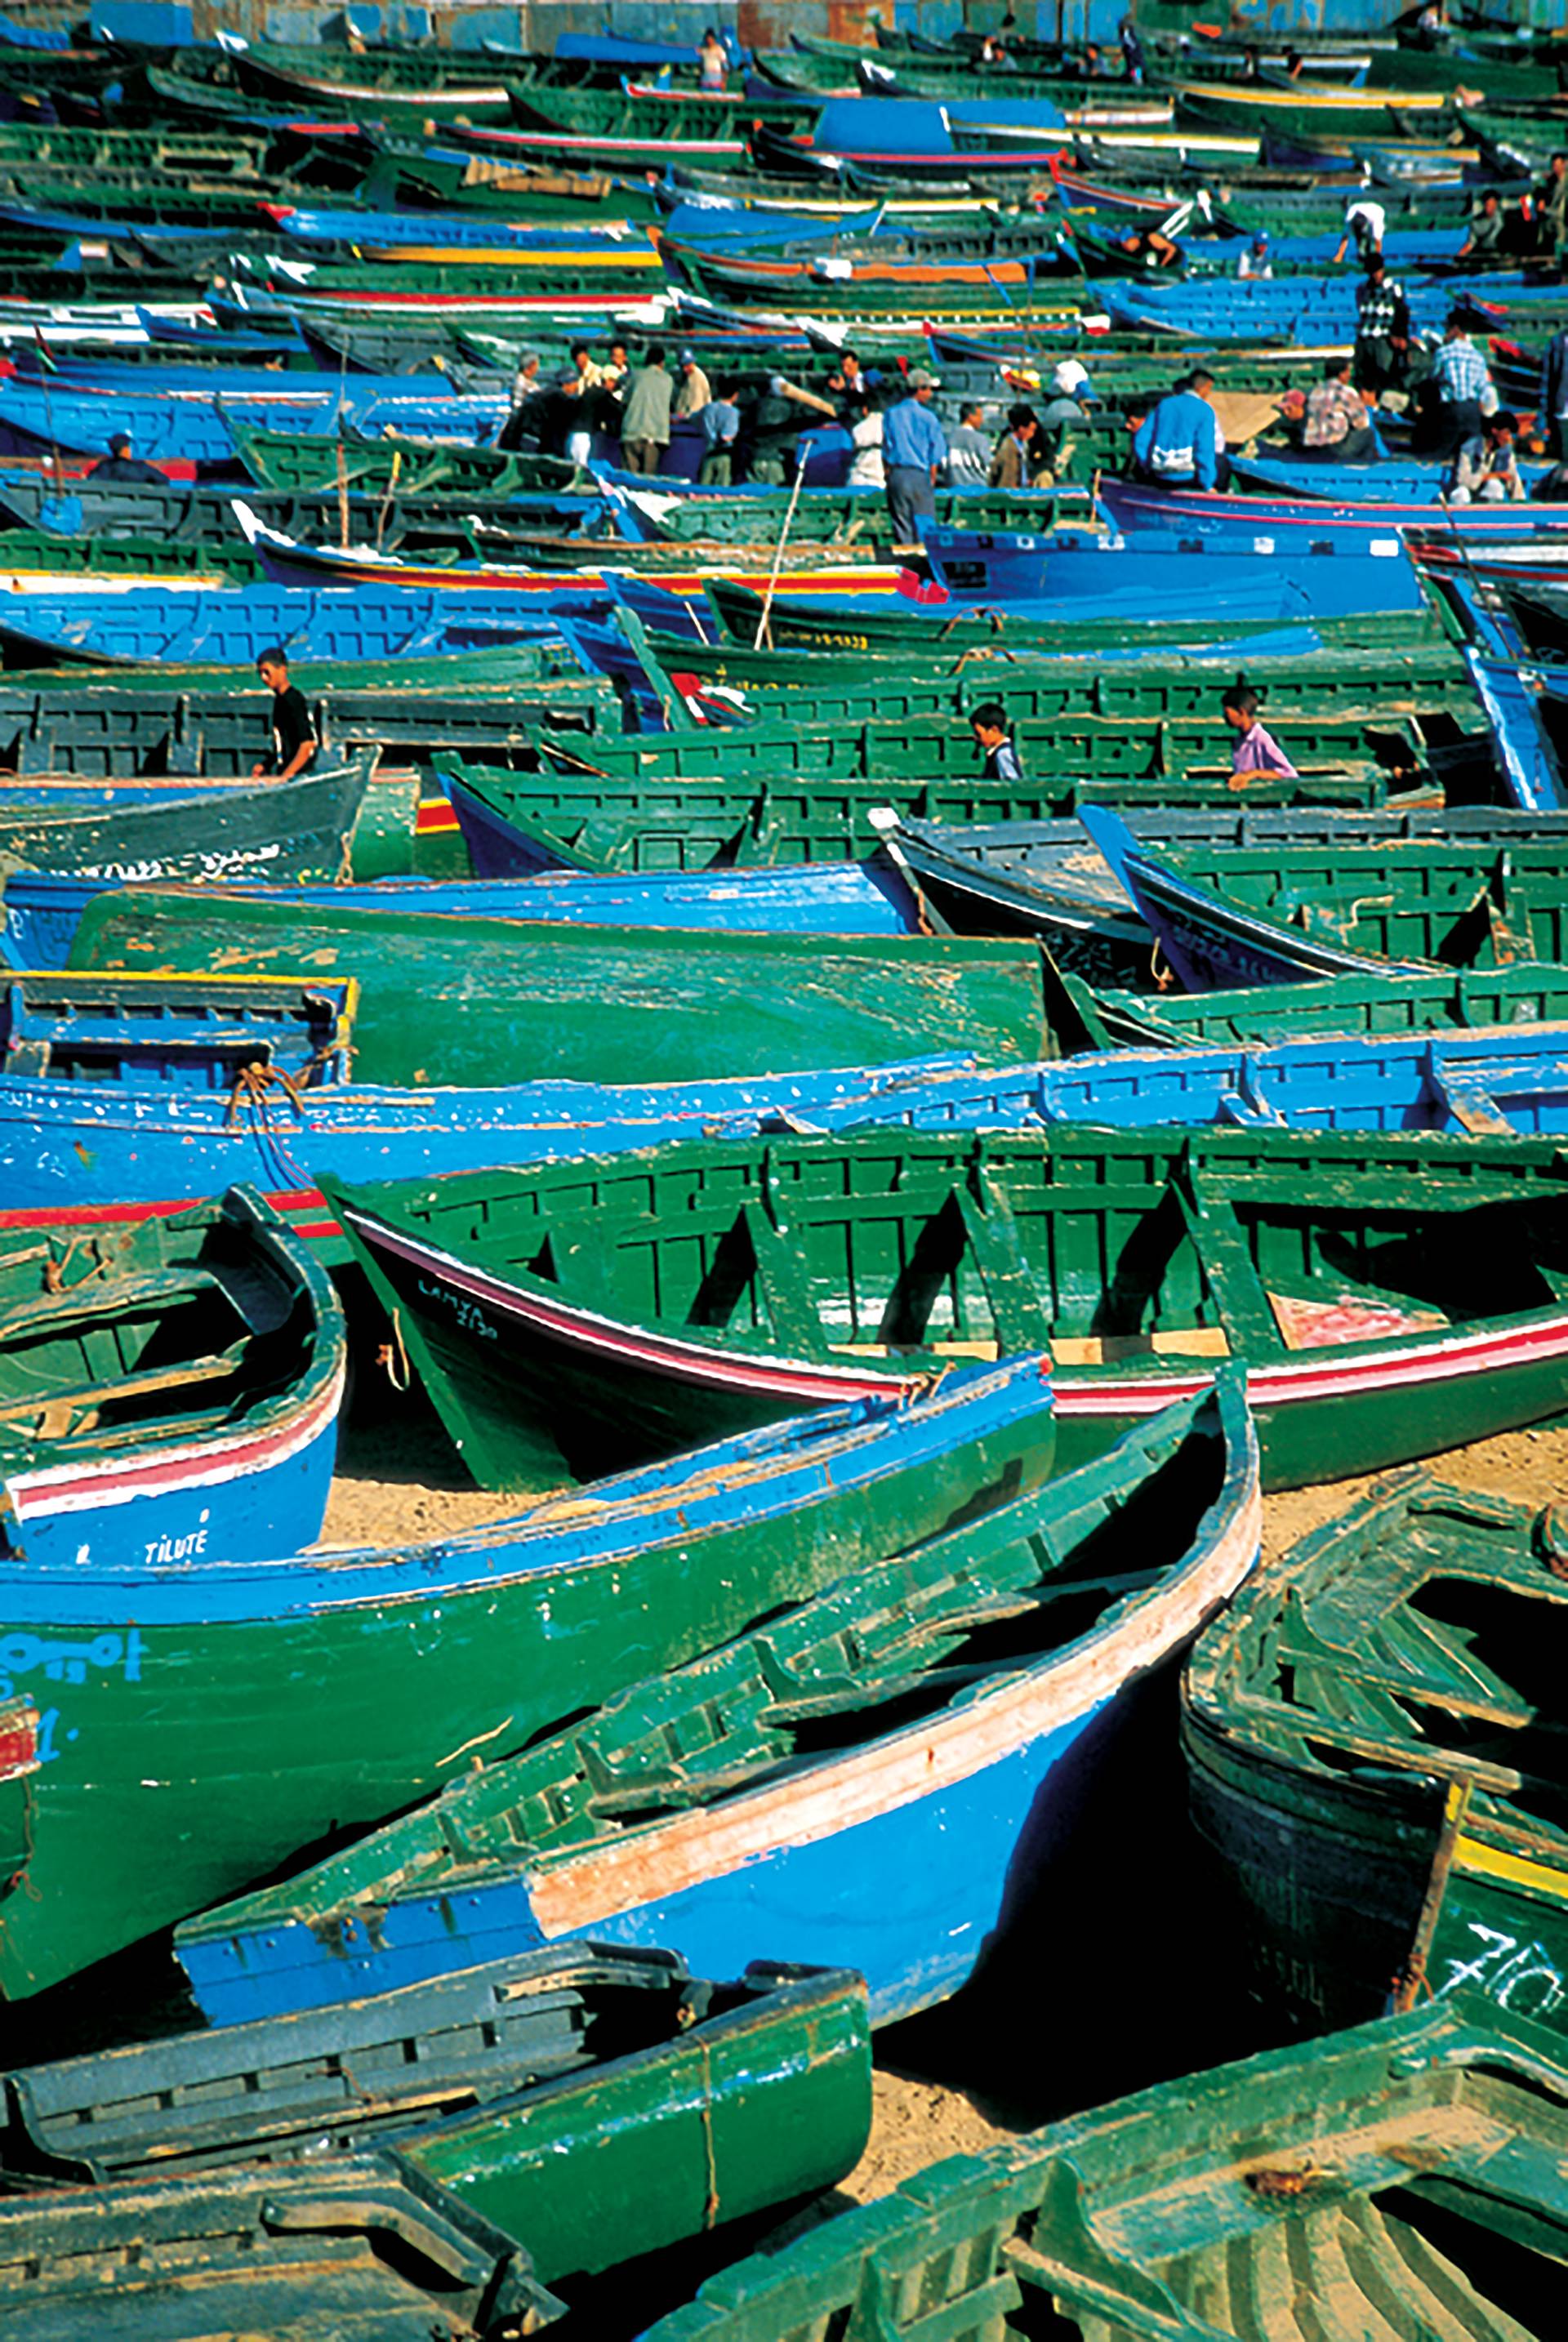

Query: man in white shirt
[1334,197,1387,265]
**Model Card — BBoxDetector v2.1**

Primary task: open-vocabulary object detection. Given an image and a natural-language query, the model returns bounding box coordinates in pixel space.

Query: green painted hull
[645,2001,1568,2342]
[0,531,261,585]
[0,1369,1052,1996]
[1186,1468,1568,2037]
[321,1124,1568,1496]
[65,891,1058,1089]
[1061,961,1568,1051]
[228,420,586,499]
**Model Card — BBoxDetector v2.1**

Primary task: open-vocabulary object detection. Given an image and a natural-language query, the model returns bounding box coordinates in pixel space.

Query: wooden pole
[753,456,807,648]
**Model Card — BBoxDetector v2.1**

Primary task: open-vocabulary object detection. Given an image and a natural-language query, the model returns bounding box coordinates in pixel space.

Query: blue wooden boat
[1102,475,1556,540]
[1097,271,1552,339]
[0,583,581,666]
[1231,449,1557,504]
[0,1182,344,1578]
[920,521,1428,621]
[1466,647,1568,813]
[0,1353,1055,1999]
[0,378,506,469]
[1,862,922,959]
[0,1949,867,2294]
[173,1379,1257,2030]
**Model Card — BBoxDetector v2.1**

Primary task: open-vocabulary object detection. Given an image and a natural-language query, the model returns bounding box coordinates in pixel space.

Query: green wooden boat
[320,1120,1568,1494]
[636,621,1470,728]
[442,738,1410,875]
[510,84,810,144]
[227,418,587,498]
[0,1950,871,2296]
[0,531,262,586]
[65,890,1059,1090]
[0,126,273,183]
[0,760,416,887]
[702,575,1450,658]
[1186,1465,1568,2039]
[644,2000,1568,2342]
[1055,961,1568,1053]
[0,1356,1052,1997]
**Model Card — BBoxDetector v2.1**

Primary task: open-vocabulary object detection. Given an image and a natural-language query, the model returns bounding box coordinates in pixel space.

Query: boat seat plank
[0,1351,246,1437]
[1377,2195,1539,2342]
[956,1174,1054,1356]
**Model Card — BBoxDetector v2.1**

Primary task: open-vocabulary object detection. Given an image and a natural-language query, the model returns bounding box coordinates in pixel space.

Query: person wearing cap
[942,399,992,489]
[673,347,712,421]
[1352,256,1410,394]
[1131,373,1220,492]
[1425,308,1492,458]
[1236,231,1272,279]
[90,430,164,483]
[881,367,948,543]
[619,344,674,475]
[1039,363,1094,434]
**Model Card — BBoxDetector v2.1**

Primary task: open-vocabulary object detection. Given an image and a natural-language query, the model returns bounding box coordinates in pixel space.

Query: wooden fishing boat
[0,2155,546,2338]
[1060,960,1568,1051]
[322,1120,1568,1498]
[0,1353,1053,1998]
[0,528,261,587]
[0,758,417,886]
[0,1182,344,1575]
[61,888,1061,1092]
[178,1381,1256,2030]
[0,581,564,669]
[1082,803,1568,991]
[226,419,586,498]
[443,750,1405,884]
[1185,1463,1568,2039]
[0,1949,870,2291]
[640,2000,1568,2342]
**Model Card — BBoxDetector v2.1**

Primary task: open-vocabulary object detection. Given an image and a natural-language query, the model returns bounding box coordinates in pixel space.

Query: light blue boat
[0,584,586,666]
[0,380,505,468]
[172,1378,1257,2029]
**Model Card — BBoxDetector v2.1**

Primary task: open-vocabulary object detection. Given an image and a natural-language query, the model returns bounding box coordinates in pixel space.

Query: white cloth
[847,410,884,488]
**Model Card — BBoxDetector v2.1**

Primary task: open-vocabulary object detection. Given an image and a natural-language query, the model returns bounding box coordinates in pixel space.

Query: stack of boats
[0,2,1566,2336]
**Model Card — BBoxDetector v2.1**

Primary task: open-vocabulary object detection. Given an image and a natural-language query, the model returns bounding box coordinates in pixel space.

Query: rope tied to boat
[376,1307,411,1393]
[225,1057,310,1131]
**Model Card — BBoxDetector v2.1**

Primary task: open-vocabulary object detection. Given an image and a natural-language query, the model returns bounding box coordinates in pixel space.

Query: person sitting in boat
[1299,356,1377,462]
[1222,683,1298,780]
[1450,408,1527,503]
[1333,197,1387,267]
[251,649,318,786]
[1131,374,1220,493]
[1352,257,1411,396]
[969,701,1023,785]
[943,400,993,489]
[978,33,1018,70]
[89,430,163,484]
[1458,189,1508,261]
[1084,42,1110,75]
[1116,225,1182,271]
[1236,232,1272,281]
[697,28,728,91]
[988,403,1042,490]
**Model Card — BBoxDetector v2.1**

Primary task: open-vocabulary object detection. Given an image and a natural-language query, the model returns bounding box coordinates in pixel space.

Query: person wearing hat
[90,430,164,483]
[619,343,674,475]
[673,347,712,421]
[1236,231,1272,280]
[1425,307,1492,459]
[881,366,947,545]
[1352,255,1410,395]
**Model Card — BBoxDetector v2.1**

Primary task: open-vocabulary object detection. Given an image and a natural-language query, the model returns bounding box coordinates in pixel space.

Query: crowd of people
[492,338,1102,535]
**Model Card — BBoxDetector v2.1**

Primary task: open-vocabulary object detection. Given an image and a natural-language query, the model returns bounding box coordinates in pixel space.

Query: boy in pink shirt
[1222,683,1298,778]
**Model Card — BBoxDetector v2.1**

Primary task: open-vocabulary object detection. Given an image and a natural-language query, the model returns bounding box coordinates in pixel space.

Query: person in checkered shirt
[1426,309,1493,461]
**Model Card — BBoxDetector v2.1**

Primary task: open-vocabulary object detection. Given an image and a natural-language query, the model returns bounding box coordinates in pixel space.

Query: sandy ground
[323,1391,1568,2217]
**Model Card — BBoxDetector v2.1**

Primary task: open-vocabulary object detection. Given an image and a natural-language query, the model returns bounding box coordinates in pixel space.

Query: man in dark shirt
[252,648,318,782]
[89,431,164,484]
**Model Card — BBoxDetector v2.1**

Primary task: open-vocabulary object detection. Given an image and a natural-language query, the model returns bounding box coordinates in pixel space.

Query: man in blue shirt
[1130,373,1219,492]
[882,367,948,545]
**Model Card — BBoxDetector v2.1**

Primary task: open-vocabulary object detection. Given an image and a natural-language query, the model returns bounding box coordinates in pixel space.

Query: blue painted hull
[0,381,505,466]
[1231,451,1554,505]
[0,586,578,666]
[920,522,1424,619]
[175,1384,1258,2029]
[1466,649,1568,813]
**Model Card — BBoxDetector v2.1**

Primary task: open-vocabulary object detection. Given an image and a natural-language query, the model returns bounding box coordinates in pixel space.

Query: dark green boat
[65,888,1060,1090]
[1186,1463,1568,2039]
[227,418,587,498]
[321,1121,1568,1493]
[0,1949,870,2299]
[644,2000,1568,2342]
